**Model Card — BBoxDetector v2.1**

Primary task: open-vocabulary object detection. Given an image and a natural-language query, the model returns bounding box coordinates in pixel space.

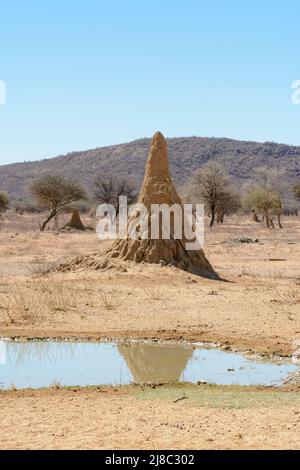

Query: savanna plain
[0,212,299,449]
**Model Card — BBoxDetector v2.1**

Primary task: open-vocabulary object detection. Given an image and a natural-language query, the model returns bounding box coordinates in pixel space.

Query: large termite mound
[106,131,216,277]
[61,132,217,278]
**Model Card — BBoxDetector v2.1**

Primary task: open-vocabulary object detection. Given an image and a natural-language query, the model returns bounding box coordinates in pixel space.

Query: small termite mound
[62,209,86,231]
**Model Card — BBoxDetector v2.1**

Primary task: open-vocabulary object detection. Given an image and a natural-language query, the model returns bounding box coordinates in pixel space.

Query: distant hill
[1,136,300,202]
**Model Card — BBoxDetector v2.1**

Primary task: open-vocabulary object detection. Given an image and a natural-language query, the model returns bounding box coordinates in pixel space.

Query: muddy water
[0,340,297,390]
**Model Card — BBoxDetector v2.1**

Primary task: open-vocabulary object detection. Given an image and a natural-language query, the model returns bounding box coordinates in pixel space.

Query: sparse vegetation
[5,285,45,324]
[41,281,76,313]
[143,286,165,301]
[272,286,300,306]
[0,191,8,215]
[294,181,300,200]
[187,162,240,226]
[2,280,77,324]
[98,288,132,311]
[13,197,42,214]
[26,259,61,276]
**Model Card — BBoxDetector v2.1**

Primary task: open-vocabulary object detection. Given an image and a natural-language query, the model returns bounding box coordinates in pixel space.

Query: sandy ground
[0,214,299,356]
[0,213,300,450]
[1,384,299,450]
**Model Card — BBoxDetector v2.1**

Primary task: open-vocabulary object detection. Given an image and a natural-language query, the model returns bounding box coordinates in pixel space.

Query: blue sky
[0,0,300,165]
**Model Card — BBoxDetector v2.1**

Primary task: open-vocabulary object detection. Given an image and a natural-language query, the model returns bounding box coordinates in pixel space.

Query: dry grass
[0,214,299,355]
[42,281,76,313]
[271,286,300,306]
[143,286,165,301]
[0,211,94,233]
[98,287,132,311]
[2,280,77,323]
[5,285,44,324]
[26,258,62,276]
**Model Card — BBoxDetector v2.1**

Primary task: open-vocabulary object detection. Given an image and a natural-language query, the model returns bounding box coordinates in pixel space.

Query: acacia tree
[92,175,137,216]
[30,175,86,231]
[255,166,287,228]
[0,191,8,216]
[243,187,281,228]
[187,162,238,227]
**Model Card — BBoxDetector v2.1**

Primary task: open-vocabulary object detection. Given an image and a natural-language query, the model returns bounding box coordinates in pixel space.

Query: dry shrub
[3,280,77,324]
[143,286,165,301]
[26,259,60,276]
[51,381,61,389]
[273,286,300,306]
[37,280,76,312]
[0,283,10,321]
[99,288,131,311]
[5,285,44,324]
[0,282,9,294]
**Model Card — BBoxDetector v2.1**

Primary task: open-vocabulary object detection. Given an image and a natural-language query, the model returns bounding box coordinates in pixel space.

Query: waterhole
[0,340,297,389]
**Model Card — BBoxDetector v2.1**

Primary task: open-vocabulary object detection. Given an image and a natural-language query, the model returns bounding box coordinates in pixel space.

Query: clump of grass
[26,259,60,276]
[273,286,300,306]
[51,381,61,389]
[0,284,10,321]
[6,286,44,324]
[0,283,9,294]
[41,281,76,313]
[98,288,131,311]
[143,286,165,302]
[3,280,77,323]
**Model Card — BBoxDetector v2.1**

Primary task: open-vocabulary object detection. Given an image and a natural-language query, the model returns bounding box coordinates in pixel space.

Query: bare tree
[92,175,137,216]
[30,175,86,231]
[216,190,241,223]
[115,178,137,215]
[187,162,237,227]
[92,175,115,205]
[0,191,8,216]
